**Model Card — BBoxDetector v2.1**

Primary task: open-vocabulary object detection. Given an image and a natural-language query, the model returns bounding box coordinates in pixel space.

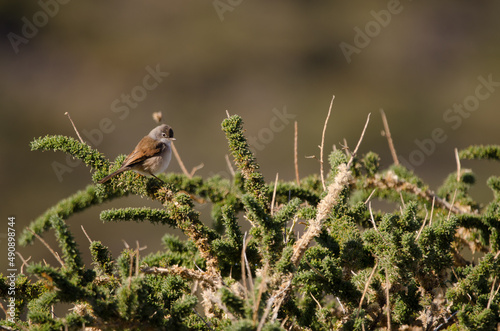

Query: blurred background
[1,1,499,273]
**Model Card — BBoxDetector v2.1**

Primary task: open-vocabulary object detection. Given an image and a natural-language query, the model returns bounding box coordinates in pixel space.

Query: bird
[98,124,175,183]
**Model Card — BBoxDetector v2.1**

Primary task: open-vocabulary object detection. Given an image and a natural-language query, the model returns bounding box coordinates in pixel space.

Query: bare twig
[320,95,335,191]
[141,265,221,288]
[399,192,406,210]
[364,171,467,214]
[487,276,499,309]
[455,148,461,182]
[271,173,279,216]
[190,163,205,177]
[429,196,436,227]
[172,142,190,176]
[254,264,269,328]
[357,260,379,318]
[447,189,458,221]
[225,154,235,177]
[81,225,92,244]
[385,268,391,331]
[368,202,379,232]
[364,188,377,205]
[380,109,399,165]
[135,241,140,277]
[310,292,322,309]
[27,227,65,267]
[226,110,231,118]
[241,232,253,297]
[64,112,84,144]
[16,252,31,275]
[416,205,429,241]
[294,121,300,186]
[347,113,371,168]
[171,142,204,178]
[336,297,346,314]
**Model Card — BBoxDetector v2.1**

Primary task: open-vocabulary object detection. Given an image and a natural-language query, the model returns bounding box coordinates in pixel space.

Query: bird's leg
[151,174,167,184]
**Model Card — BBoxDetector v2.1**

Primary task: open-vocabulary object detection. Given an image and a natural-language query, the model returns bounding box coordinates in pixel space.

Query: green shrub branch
[3,115,500,330]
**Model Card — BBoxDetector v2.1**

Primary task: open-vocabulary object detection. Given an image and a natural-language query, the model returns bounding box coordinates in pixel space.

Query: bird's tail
[98,168,127,184]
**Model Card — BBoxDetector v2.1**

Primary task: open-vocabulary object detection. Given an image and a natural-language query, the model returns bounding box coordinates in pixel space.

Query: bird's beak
[170,138,176,141]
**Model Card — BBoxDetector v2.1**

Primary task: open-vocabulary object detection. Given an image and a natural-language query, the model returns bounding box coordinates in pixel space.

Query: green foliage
[30,135,109,171]
[4,116,500,330]
[459,144,500,161]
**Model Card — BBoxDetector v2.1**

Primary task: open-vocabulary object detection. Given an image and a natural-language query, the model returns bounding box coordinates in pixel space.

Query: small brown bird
[98,124,175,183]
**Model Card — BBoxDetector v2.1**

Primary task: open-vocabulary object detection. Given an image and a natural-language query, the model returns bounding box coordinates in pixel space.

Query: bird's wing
[122,137,166,168]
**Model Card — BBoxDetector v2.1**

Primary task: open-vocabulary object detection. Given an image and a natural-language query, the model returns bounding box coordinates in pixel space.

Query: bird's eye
[162,133,166,137]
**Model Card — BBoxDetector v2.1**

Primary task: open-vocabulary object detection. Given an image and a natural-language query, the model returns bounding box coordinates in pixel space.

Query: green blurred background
[1,1,499,272]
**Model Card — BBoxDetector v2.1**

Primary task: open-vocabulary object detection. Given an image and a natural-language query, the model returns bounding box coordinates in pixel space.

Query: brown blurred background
[1,1,499,271]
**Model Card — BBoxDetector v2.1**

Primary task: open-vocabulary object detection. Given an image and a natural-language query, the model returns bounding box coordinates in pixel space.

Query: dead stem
[64,112,84,144]
[141,265,221,289]
[380,109,399,165]
[455,148,461,182]
[347,113,371,168]
[271,173,279,216]
[171,142,204,178]
[320,95,335,191]
[364,171,467,214]
[357,260,379,319]
[385,267,392,331]
[27,227,65,267]
[294,121,300,186]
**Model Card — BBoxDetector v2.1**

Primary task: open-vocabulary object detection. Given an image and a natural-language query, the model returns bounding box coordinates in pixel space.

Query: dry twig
[357,260,379,318]
[380,109,399,165]
[225,154,235,177]
[81,225,92,244]
[271,173,279,216]
[64,112,84,144]
[141,265,222,289]
[347,113,371,168]
[27,227,65,267]
[385,268,392,331]
[294,121,300,186]
[171,142,204,178]
[320,95,335,190]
